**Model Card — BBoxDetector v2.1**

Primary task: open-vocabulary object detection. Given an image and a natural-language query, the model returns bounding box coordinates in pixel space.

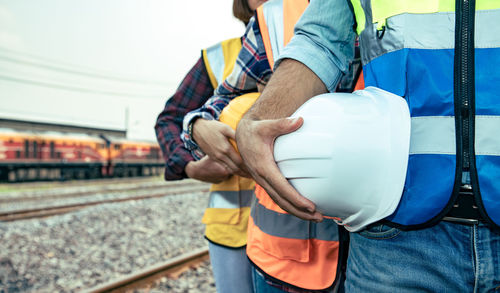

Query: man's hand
[235,58,328,222]
[236,116,323,221]
[185,156,231,183]
[193,118,250,178]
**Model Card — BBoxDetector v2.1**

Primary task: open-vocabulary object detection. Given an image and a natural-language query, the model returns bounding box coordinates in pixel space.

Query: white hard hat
[273,87,410,232]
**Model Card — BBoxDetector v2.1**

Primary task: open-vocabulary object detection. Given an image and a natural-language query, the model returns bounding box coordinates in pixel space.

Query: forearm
[233,0,356,221]
[155,57,214,179]
[234,62,325,220]
[155,118,194,179]
[155,115,195,180]
[164,149,194,180]
[244,59,327,121]
[184,16,270,125]
[181,96,232,159]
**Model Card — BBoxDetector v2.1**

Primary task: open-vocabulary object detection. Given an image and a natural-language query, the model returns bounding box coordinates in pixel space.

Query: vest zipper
[453,0,476,193]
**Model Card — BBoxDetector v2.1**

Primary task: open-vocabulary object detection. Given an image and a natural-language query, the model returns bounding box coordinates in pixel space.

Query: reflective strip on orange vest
[251,198,339,241]
[247,185,340,290]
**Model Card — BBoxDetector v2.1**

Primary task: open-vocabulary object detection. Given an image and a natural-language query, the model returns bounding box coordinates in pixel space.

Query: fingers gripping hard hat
[219,92,260,151]
[273,87,411,232]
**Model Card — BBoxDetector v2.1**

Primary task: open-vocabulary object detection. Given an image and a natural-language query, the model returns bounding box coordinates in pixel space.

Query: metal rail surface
[84,247,210,293]
[0,184,209,221]
[0,176,163,190]
[0,180,206,203]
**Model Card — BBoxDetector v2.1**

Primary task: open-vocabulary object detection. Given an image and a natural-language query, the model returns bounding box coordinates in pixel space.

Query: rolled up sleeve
[276,0,356,92]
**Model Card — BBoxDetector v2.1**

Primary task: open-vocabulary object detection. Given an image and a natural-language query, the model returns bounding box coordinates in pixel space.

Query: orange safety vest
[249,0,351,290]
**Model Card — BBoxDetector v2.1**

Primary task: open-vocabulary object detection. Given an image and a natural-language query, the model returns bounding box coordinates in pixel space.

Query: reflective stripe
[409,116,455,155]
[257,0,284,70]
[202,38,242,87]
[257,0,308,70]
[251,198,338,241]
[220,38,242,83]
[353,0,500,33]
[476,116,500,156]
[204,43,225,85]
[360,9,500,64]
[202,47,218,88]
[208,190,254,209]
[409,116,500,156]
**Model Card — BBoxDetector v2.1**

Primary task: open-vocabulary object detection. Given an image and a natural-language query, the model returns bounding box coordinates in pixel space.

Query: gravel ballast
[0,191,215,292]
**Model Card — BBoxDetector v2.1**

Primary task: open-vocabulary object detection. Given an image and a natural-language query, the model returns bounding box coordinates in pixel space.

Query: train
[0,128,164,182]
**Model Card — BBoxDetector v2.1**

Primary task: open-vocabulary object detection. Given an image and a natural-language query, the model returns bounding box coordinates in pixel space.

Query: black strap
[445,186,482,221]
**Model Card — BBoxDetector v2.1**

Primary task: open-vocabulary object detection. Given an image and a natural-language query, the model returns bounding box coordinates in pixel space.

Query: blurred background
[0,0,245,141]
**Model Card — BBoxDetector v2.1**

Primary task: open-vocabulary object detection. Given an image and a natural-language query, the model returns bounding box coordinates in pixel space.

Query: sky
[0,0,245,141]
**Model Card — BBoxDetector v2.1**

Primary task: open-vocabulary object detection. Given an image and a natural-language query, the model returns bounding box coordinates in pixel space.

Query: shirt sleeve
[154,57,214,180]
[276,0,357,92]
[181,16,271,158]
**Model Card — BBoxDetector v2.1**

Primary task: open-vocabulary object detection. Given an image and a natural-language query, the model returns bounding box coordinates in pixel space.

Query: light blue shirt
[276,0,356,92]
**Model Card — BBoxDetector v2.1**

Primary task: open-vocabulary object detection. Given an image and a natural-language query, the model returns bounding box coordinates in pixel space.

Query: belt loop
[376,26,386,39]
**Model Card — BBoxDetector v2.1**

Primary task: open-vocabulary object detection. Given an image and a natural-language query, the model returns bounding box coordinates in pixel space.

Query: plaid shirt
[181,17,272,159]
[154,57,215,180]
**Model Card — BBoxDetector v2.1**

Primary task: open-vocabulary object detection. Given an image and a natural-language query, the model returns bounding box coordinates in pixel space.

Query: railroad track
[84,247,209,293]
[0,179,204,203]
[0,183,210,221]
[0,175,163,188]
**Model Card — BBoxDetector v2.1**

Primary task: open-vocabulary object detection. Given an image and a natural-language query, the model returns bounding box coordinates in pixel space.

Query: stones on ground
[0,190,213,292]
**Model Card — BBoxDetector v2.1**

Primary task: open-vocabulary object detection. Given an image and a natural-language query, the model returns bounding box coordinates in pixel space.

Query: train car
[0,128,108,181]
[0,128,163,182]
[106,138,163,177]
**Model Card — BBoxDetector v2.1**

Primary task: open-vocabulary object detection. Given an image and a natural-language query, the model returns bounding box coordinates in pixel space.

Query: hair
[233,0,254,25]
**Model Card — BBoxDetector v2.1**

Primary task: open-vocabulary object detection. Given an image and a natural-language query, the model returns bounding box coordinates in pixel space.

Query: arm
[182,17,271,137]
[236,0,357,221]
[155,57,230,183]
[181,17,271,176]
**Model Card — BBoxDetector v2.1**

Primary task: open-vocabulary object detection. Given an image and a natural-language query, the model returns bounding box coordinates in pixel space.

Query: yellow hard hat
[219,92,260,151]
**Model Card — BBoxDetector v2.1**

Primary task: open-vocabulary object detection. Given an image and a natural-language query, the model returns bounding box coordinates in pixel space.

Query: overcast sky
[0,0,245,141]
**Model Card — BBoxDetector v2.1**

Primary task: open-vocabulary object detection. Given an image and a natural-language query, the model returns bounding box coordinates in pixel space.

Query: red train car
[106,138,163,178]
[0,128,163,182]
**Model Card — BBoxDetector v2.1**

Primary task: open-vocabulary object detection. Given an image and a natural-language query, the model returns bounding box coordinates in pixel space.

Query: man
[236,0,500,291]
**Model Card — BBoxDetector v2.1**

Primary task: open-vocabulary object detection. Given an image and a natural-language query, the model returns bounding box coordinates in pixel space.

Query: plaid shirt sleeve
[154,57,215,180]
[181,17,272,158]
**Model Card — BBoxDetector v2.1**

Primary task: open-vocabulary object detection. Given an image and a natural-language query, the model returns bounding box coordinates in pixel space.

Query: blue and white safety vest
[351,0,500,229]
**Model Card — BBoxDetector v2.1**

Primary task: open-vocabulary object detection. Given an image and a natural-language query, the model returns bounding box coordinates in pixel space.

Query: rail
[0,180,204,203]
[84,247,209,293]
[0,184,209,221]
